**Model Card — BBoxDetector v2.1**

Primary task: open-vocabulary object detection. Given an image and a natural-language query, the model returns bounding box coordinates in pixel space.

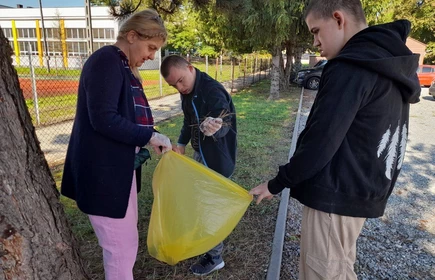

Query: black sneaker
[190,253,225,276]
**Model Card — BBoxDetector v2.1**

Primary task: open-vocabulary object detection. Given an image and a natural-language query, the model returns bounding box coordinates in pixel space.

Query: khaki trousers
[299,206,366,280]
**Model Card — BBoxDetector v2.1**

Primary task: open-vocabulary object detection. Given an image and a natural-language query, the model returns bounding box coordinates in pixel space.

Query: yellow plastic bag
[147,151,252,265]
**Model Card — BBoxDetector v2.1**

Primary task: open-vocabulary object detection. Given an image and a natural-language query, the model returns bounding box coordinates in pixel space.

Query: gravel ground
[281,88,435,279]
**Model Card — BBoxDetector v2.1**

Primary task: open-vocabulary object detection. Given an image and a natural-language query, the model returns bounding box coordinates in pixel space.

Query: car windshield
[313,60,327,68]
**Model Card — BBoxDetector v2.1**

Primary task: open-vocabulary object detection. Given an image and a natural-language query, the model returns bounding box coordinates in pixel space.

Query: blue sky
[1,0,85,8]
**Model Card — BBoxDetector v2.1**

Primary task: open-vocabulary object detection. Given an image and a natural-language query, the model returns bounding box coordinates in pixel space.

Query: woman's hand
[149,132,172,154]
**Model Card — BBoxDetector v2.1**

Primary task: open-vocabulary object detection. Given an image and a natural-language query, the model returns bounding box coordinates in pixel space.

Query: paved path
[36,72,268,166]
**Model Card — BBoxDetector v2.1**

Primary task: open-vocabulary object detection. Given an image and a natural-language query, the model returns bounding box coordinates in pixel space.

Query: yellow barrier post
[60,19,68,68]
[11,20,20,65]
[35,20,43,67]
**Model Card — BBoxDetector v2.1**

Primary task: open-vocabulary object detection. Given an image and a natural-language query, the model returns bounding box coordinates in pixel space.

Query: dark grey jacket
[178,68,237,178]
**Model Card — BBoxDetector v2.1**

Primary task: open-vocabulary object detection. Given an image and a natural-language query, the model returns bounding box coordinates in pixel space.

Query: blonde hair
[117,9,167,82]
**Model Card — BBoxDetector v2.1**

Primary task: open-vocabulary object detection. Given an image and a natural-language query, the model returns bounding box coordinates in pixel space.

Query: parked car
[429,77,435,100]
[294,60,327,90]
[417,65,435,87]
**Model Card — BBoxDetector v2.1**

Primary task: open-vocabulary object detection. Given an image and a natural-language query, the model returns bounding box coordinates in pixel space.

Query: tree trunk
[0,29,89,280]
[280,40,294,91]
[293,45,304,74]
[269,46,281,100]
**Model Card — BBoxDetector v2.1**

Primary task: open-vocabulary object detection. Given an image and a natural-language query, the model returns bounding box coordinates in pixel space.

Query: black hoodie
[268,20,421,218]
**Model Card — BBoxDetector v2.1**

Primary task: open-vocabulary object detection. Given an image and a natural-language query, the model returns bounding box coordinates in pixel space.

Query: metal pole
[159,51,163,97]
[230,57,234,93]
[260,59,263,80]
[205,55,208,74]
[255,56,258,82]
[238,59,241,79]
[243,57,247,87]
[38,0,50,72]
[219,54,222,78]
[85,0,94,55]
[215,57,218,80]
[251,56,254,83]
[28,43,40,125]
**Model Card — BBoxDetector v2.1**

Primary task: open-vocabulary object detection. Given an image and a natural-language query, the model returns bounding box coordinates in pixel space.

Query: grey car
[294,60,327,90]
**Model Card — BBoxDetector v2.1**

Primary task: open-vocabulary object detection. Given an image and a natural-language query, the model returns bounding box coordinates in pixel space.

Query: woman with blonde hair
[61,9,171,279]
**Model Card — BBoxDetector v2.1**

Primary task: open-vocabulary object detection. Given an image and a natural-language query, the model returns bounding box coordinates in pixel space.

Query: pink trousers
[89,171,138,280]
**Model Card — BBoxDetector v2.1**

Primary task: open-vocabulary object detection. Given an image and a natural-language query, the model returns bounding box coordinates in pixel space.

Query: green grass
[16,66,82,78]
[26,93,78,125]
[52,80,301,279]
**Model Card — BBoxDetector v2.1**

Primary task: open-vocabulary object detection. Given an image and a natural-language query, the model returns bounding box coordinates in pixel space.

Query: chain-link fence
[15,50,270,165]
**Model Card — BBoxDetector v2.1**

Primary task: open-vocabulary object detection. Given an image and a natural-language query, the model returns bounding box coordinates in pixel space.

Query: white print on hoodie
[377,122,407,180]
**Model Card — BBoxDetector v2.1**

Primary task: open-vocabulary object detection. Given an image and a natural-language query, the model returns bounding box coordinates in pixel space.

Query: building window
[105,28,114,39]
[66,28,74,39]
[93,28,102,39]
[66,41,88,56]
[65,28,86,39]
[3,28,13,38]
[45,28,60,39]
[28,29,36,38]
[48,41,62,55]
[18,28,25,38]
[93,28,115,39]
[78,28,85,38]
[18,41,38,55]
[16,28,36,39]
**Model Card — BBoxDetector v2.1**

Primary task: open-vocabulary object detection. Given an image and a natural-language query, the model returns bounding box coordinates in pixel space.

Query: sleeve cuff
[268,177,287,195]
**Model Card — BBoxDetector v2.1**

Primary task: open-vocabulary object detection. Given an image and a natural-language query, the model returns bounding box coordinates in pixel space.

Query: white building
[0,4,160,69]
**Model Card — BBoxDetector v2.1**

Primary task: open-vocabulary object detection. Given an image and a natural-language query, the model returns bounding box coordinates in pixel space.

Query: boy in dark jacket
[160,55,237,276]
[250,0,421,278]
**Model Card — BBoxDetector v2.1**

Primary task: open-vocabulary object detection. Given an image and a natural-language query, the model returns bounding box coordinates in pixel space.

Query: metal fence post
[230,57,234,93]
[260,59,263,80]
[215,57,218,80]
[28,42,40,126]
[243,57,247,87]
[220,54,223,79]
[159,50,163,97]
[251,55,255,83]
[205,55,209,74]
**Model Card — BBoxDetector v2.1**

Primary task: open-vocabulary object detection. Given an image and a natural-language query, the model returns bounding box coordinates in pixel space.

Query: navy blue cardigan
[61,46,154,218]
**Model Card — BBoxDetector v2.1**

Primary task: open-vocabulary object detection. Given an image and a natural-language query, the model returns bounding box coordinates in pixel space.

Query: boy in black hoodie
[249,0,421,278]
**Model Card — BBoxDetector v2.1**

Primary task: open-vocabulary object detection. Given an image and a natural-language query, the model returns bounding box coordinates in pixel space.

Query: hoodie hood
[334,20,420,103]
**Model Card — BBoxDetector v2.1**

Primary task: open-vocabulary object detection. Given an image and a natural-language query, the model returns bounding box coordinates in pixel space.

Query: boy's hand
[200,117,223,136]
[172,145,185,155]
[249,182,274,205]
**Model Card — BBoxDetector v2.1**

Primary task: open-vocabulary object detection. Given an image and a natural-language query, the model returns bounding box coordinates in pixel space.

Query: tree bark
[280,40,294,91]
[293,45,304,74]
[0,29,89,279]
[269,46,281,100]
